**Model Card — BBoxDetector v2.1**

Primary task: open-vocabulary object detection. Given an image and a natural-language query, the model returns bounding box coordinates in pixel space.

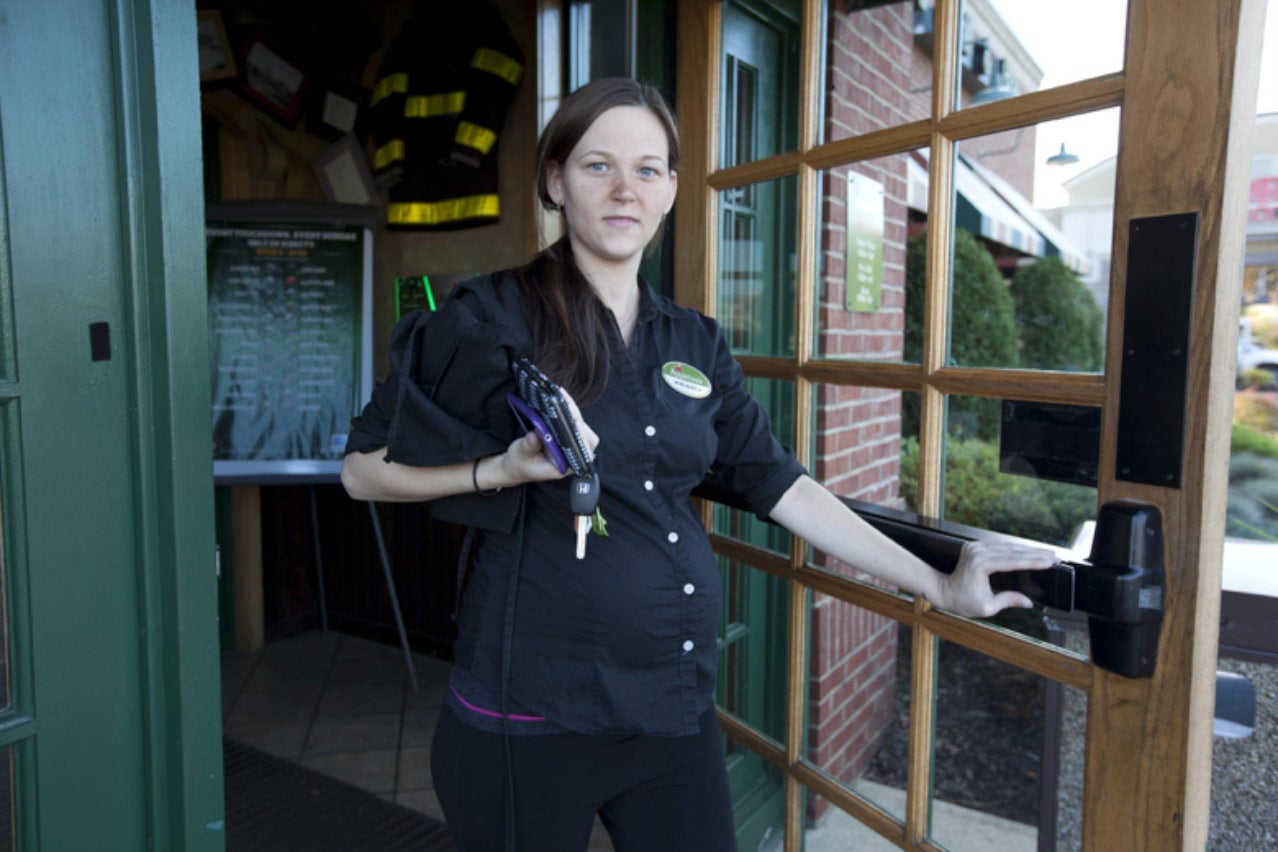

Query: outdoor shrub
[1228,450,1278,484]
[1234,390,1278,434]
[1243,303,1278,348]
[1010,255,1104,372]
[1232,421,1278,459]
[1227,451,1278,541]
[1240,366,1277,389]
[898,435,1094,546]
[904,229,1018,439]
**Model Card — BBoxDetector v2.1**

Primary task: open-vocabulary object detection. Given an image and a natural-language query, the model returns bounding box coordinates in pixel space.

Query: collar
[637,274,681,322]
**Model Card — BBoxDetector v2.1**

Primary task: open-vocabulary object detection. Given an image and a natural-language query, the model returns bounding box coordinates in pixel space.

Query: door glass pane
[0,746,12,852]
[939,393,1097,550]
[816,152,926,364]
[823,0,931,144]
[929,635,1087,852]
[804,612,914,833]
[717,560,789,852]
[713,377,794,555]
[948,108,1119,371]
[719,175,798,358]
[721,0,800,168]
[954,0,1128,111]
[812,383,921,561]
[0,463,9,711]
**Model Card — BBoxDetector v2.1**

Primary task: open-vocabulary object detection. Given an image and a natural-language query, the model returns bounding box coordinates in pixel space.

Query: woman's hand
[938,539,1058,618]
[495,388,600,485]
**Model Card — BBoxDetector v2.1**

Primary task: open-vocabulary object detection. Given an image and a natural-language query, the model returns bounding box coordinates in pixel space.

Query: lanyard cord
[499,488,528,851]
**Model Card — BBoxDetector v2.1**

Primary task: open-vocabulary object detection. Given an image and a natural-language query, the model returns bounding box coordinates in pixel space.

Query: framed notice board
[206,202,376,483]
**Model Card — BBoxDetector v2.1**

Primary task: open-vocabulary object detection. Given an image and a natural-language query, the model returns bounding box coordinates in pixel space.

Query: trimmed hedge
[1010,255,1104,372]
[904,229,1018,440]
[899,436,1094,547]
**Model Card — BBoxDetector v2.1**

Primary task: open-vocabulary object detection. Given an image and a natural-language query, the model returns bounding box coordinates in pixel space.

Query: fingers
[557,388,601,460]
[960,539,1057,574]
[503,432,570,482]
[992,590,1034,610]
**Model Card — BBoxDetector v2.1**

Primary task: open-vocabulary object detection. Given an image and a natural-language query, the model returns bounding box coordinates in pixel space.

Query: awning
[906,151,1090,274]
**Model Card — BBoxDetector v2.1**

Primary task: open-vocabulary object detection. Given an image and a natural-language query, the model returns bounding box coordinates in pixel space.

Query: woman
[342,77,1052,852]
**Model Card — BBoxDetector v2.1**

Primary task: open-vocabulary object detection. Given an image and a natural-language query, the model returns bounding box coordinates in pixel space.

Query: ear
[546,161,565,208]
[664,170,678,214]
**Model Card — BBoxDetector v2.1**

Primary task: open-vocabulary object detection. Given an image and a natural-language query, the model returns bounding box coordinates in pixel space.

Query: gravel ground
[1207,658,1278,851]
[1058,640,1278,850]
[866,625,1277,850]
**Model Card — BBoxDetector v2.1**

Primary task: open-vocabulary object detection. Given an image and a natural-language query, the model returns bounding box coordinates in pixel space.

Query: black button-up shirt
[347,272,805,736]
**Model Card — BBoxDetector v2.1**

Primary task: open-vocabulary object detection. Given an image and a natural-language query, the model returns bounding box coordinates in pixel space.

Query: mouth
[603,216,641,229]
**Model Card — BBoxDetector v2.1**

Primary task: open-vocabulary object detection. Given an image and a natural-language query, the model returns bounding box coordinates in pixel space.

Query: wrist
[472,455,504,494]
[924,570,949,610]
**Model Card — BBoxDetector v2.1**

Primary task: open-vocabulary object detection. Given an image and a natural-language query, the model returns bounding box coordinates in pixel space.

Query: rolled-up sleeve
[708,325,807,519]
[344,284,524,532]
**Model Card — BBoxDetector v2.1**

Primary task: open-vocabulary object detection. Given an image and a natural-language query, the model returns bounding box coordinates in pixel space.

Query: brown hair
[516,78,680,406]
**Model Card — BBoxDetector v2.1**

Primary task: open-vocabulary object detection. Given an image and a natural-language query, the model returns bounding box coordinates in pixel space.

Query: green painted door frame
[0,0,223,848]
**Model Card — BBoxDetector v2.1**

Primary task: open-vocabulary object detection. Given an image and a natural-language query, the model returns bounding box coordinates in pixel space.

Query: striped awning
[906,151,1089,274]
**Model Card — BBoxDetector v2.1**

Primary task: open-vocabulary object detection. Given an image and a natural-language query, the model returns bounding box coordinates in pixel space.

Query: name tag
[661,361,711,399]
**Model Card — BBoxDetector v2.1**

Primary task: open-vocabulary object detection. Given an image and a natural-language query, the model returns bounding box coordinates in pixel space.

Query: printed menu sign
[206,221,363,464]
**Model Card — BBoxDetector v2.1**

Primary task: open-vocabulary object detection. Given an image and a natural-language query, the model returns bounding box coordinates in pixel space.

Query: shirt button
[682,640,695,653]
[667,531,679,544]
[644,480,654,491]
[644,425,656,437]
[683,583,695,595]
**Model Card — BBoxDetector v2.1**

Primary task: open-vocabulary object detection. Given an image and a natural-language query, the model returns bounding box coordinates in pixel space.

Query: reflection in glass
[811,384,919,587]
[717,560,789,851]
[803,613,912,835]
[718,176,798,358]
[822,1,931,145]
[958,0,1128,111]
[940,394,1097,547]
[721,0,800,168]
[929,635,1087,852]
[948,108,1119,371]
[712,378,794,555]
[816,153,926,364]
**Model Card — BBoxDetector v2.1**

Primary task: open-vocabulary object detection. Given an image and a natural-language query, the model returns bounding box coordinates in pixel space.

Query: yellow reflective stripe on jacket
[404,91,467,118]
[387,195,501,226]
[370,73,408,108]
[455,121,497,155]
[470,48,523,86]
[374,139,405,171]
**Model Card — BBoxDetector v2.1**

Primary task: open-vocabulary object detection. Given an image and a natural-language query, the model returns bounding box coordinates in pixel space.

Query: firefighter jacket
[369,2,523,230]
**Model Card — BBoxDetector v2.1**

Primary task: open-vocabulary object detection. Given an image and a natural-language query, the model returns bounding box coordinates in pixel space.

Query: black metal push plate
[1116,213,1197,488]
[1000,400,1100,487]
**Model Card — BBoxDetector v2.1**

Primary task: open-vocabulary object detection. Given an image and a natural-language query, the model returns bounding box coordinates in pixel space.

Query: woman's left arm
[768,475,1057,618]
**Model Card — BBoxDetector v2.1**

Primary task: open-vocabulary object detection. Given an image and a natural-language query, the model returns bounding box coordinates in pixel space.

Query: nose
[611,172,636,201]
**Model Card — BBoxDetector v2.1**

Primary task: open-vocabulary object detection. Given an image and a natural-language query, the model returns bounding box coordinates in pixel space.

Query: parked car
[1238,317,1278,389]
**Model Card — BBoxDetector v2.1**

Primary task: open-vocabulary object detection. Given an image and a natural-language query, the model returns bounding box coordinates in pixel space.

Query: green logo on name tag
[661,361,712,399]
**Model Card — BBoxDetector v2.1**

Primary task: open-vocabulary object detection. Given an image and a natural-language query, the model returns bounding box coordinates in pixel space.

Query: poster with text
[207,221,362,464]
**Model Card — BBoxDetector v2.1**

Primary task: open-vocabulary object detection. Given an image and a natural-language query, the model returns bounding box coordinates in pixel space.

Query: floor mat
[223,738,455,851]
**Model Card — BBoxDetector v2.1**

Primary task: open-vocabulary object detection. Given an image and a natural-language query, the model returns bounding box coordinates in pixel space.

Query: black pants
[431,703,738,852]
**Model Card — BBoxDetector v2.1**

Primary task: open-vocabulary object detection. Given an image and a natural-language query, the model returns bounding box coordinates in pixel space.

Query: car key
[569,470,600,559]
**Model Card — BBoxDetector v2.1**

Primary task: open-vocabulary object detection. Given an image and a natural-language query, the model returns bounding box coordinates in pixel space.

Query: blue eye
[586,162,610,173]
[638,166,659,178]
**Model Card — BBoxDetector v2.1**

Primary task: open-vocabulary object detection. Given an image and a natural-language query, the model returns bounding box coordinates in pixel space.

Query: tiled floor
[220,630,614,850]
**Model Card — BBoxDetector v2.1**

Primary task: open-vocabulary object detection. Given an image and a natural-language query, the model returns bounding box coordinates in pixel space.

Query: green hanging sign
[845,171,884,313]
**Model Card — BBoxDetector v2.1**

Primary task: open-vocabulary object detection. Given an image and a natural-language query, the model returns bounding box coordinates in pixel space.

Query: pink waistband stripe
[450,674,547,722]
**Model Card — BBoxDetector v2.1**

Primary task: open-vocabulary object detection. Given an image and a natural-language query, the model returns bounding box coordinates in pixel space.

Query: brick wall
[808,0,914,822]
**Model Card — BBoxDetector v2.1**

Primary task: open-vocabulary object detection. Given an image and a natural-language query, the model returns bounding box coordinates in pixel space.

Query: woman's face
[546,106,678,276]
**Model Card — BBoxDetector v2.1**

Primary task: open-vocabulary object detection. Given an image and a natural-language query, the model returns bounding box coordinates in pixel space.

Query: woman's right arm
[340,432,567,503]
[342,389,599,503]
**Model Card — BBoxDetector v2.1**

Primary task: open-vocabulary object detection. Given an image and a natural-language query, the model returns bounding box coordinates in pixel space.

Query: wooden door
[674,0,1265,849]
